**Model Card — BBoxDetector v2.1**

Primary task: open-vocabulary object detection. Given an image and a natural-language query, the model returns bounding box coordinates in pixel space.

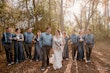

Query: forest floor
[0,41,110,73]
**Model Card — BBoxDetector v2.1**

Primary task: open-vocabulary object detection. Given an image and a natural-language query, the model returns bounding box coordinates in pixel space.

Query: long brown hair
[36,30,41,38]
[56,29,61,35]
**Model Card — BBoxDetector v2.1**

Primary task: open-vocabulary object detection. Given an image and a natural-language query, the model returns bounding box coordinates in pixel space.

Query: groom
[40,27,53,71]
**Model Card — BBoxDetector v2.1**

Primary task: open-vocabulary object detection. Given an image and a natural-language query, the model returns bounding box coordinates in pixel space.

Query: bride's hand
[61,43,64,46]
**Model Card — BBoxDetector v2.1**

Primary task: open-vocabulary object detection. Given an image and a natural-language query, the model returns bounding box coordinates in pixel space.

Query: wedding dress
[52,36,64,70]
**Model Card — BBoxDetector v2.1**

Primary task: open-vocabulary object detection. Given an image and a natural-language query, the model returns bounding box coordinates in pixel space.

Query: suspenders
[4,32,12,43]
[4,32,7,43]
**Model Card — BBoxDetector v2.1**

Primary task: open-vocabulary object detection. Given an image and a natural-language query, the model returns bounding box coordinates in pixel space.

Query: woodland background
[0,0,110,55]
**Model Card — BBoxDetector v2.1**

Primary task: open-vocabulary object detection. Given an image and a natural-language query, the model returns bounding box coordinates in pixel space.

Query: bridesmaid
[77,30,85,61]
[63,32,69,60]
[33,30,42,61]
[13,28,25,64]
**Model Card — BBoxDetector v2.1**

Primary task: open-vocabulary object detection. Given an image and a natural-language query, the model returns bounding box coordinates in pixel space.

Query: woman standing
[77,30,85,61]
[63,32,69,60]
[13,28,25,64]
[33,30,42,61]
[52,29,65,70]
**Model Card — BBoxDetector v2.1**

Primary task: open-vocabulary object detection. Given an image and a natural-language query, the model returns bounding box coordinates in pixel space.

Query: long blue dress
[77,35,84,60]
[63,36,69,59]
[33,36,42,61]
[13,34,25,63]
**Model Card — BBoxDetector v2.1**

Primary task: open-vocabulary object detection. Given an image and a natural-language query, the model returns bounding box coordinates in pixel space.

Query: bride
[52,29,65,70]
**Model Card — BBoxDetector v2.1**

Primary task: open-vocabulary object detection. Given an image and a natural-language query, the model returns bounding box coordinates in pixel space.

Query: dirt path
[64,49,72,73]
[0,41,110,73]
[92,42,110,73]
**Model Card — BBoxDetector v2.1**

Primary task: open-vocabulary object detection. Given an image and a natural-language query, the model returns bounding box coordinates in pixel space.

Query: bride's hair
[56,29,61,35]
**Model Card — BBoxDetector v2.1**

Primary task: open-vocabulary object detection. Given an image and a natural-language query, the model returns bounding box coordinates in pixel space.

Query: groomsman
[24,28,34,60]
[84,29,94,63]
[70,29,78,60]
[40,27,53,71]
[2,27,14,66]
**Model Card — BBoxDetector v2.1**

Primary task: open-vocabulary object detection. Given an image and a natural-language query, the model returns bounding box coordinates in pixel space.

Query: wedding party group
[1,26,94,71]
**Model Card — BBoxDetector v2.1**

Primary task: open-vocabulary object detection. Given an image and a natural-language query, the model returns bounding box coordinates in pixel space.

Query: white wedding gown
[52,36,64,70]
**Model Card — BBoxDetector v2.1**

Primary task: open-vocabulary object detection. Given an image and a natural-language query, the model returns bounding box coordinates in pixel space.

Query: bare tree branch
[73,12,82,29]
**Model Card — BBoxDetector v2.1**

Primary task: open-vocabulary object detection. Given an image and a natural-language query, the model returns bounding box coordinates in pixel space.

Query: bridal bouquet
[55,41,62,50]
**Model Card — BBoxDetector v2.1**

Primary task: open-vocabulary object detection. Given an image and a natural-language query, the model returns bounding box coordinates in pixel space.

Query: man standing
[40,27,53,71]
[2,27,14,66]
[24,28,34,60]
[70,29,78,60]
[84,29,94,63]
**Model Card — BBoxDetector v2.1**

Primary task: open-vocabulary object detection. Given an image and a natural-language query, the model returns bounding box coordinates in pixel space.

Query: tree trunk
[26,0,30,28]
[60,0,64,32]
[49,0,51,27]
